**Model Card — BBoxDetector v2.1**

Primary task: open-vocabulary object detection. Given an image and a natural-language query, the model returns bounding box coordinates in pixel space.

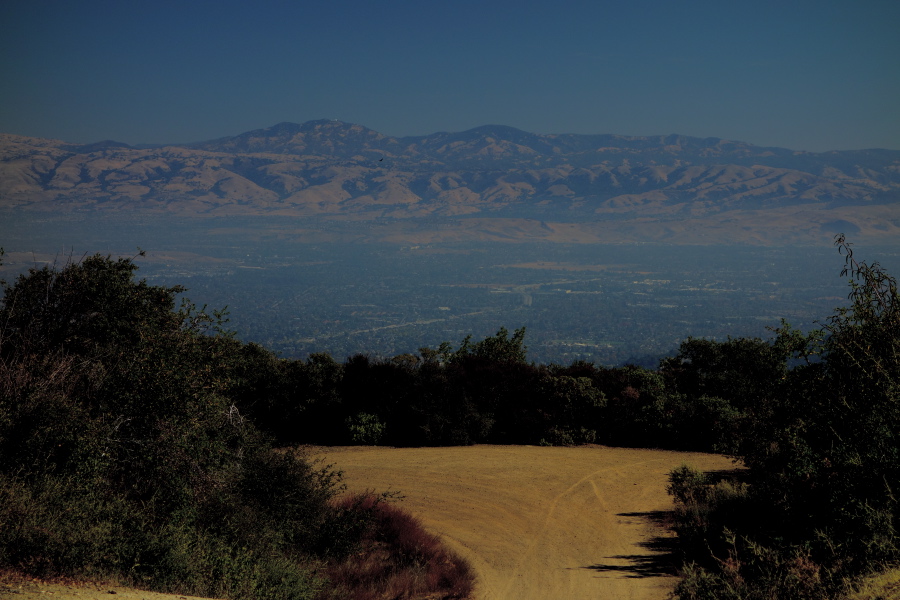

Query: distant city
[5,214,895,367]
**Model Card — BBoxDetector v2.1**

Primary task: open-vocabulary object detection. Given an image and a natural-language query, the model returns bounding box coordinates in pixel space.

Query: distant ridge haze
[2,121,898,245]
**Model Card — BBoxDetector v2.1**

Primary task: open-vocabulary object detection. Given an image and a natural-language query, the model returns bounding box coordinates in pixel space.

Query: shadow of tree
[582,510,679,578]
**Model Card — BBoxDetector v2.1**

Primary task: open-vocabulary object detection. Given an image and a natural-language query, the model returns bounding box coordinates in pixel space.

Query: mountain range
[2,120,899,244]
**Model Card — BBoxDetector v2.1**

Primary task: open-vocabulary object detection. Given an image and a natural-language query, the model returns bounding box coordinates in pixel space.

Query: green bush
[0,473,144,578]
[346,412,386,445]
[0,254,340,598]
[667,464,710,505]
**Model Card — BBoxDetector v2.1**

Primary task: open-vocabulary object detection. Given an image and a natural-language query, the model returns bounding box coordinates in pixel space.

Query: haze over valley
[3,121,899,365]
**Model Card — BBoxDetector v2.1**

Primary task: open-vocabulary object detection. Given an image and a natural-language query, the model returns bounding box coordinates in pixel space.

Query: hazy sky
[2,0,898,151]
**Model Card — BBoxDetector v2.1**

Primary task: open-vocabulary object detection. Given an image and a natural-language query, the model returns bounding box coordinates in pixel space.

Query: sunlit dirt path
[316,445,738,600]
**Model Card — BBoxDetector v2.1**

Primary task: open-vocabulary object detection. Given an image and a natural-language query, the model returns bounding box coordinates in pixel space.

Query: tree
[451,326,528,364]
[788,235,899,563]
[537,374,605,446]
[0,252,186,358]
[669,236,900,599]
[0,253,347,598]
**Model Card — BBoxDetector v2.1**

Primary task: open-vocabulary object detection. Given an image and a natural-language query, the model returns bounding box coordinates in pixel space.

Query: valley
[4,213,894,366]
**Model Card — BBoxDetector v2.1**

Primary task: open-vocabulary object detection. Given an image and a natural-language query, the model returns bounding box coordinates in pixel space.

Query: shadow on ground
[582,510,679,578]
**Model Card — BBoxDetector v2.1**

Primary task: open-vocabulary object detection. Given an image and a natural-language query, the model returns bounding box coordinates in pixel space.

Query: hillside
[2,122,899,244]
[316,445,738,600]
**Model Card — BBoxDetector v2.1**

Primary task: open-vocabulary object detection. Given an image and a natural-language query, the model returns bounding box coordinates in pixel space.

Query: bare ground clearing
[0,445,737,600]
[315,444,738,600]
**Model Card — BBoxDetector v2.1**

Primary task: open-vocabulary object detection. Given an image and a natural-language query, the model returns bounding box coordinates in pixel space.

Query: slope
[316,444,738,600]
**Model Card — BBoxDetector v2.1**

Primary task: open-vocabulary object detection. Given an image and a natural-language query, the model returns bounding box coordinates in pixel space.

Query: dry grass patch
[844,567,900,600]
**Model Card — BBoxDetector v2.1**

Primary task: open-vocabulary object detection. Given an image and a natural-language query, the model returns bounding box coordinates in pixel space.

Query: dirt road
[316,444,737,600]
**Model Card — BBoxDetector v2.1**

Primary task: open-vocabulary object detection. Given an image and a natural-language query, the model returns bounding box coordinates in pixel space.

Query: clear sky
[1,0,898,151]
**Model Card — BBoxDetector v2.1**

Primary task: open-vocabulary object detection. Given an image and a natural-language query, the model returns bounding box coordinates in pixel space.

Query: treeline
[0,251,472,600]
[231,326,794,454]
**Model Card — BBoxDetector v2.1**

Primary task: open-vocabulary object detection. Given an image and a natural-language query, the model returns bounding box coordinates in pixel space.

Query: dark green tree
[0,252,188,358]
[451,326,528,364]
[0,253,343,599]
[670,236,900,600]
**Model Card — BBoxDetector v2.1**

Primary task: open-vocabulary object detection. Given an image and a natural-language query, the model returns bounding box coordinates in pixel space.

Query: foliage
[240,324,760,450]
[740,236,900,563]
[0,252,473,600]
[451,326,528,364]
[318,494,473,600]
[346,413,386,445]
[0,252,185,356]
[668,235,900,599]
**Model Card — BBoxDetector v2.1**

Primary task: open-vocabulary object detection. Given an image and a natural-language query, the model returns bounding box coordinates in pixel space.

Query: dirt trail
[316,444,737,600]
[0,445,736,600]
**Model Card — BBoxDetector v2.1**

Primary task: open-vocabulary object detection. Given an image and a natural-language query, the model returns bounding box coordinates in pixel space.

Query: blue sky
[1,0,898,151]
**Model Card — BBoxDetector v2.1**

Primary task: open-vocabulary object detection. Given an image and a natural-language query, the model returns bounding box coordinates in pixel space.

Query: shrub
[539,426,597,447]
[318,494,473,600]
[346,412,386,445]
[0,473,144,578]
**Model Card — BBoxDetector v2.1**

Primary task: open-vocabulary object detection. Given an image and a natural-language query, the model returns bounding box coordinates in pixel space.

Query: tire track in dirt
[500,458,666,599]
[316,445,738,600]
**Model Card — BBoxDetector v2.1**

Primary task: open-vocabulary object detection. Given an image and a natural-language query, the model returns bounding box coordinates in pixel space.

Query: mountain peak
[191,120,390,156]
[462,124,528,137]
[65,140,133,153]
[299,119,357,131]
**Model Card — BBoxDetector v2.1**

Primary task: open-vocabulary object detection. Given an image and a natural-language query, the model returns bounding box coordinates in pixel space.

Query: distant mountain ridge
[2,121,899,244]
[188,120,800,163]
[190,120,899,167]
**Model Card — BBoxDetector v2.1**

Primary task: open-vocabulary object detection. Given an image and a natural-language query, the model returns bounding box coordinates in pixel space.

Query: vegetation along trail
[316,444,738,600]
